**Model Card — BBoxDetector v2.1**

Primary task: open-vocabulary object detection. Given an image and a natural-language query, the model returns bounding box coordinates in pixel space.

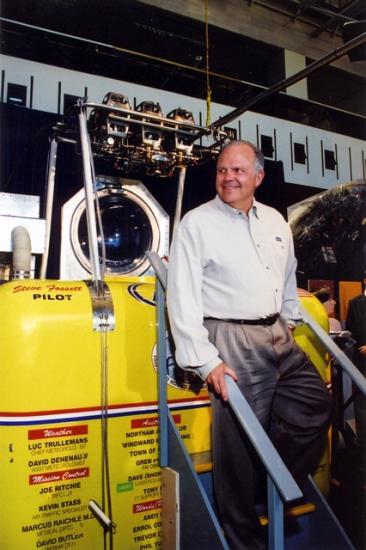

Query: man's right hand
[206,362,238,402]
[358,345,366,356]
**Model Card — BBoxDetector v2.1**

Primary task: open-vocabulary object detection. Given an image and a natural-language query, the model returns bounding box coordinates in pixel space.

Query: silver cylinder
[11,226,31,279]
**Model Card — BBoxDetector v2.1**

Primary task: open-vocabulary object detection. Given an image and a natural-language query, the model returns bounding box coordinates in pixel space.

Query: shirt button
[256,244,260,248]
[266,266,270,270]
[275,288,278,292]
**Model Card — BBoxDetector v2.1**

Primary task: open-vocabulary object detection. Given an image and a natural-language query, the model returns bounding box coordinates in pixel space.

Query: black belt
[204,313,280,326]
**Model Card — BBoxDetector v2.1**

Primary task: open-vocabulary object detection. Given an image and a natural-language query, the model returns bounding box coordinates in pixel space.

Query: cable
[0,16,266,89]
[204,0,212,127]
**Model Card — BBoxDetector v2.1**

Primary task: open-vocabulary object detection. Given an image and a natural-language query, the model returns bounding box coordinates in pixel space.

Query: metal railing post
[40,137,58,279]
[156,277,169,468]
[267,477,284,550]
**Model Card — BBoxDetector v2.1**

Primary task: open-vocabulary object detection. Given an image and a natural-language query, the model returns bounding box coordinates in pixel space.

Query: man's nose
[223,169,234,180]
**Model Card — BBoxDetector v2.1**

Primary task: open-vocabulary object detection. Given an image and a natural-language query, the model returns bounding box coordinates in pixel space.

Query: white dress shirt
[167,195,303,380]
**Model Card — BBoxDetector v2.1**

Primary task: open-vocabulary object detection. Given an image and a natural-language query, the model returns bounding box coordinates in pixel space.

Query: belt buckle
[267,314,277,325]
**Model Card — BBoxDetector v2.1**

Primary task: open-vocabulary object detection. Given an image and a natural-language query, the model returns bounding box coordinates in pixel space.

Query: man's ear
[255,170,265,188]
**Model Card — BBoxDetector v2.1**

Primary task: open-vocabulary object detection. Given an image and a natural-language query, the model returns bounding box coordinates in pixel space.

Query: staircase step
[259,502,316,526]
[191,451,212,474]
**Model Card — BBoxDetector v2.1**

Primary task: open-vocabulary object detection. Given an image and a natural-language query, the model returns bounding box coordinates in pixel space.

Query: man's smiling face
[215,143,264,213]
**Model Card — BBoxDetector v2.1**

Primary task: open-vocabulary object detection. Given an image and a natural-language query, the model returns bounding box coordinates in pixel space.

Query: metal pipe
[172,167,187,237]
[40,138,58,279]
[84,101,208,132]
[157,279,169,468]
[11,226,32,279]
[78,107,102,284]
[146,251,167,289]
[209,31,366,130]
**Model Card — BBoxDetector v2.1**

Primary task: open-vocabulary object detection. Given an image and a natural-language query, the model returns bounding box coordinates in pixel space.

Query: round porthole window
[71,187,160,276]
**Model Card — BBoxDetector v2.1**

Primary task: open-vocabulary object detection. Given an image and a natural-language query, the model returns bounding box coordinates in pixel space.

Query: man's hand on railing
[207,362,238,402]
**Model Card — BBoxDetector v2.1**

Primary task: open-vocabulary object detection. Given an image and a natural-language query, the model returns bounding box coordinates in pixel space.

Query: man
[167,140,332,549]
[346,273,366,448]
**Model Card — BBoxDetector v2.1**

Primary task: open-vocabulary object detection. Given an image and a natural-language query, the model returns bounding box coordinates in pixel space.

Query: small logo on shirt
[275,236,282,242]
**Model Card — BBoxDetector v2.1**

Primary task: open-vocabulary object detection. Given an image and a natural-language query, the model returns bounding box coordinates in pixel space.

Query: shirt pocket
[269,234,288,273]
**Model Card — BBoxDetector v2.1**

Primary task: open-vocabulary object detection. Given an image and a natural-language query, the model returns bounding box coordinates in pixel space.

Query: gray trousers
[205,316,332,550]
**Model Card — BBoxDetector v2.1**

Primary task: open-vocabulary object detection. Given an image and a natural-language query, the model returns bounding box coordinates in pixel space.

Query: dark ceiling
[0,0,283,90]
[258,0,366,37]
[0,0,365,137]
[0,1,365,281]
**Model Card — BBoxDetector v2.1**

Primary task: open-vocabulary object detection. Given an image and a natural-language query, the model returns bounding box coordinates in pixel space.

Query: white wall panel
[1,54,365,190]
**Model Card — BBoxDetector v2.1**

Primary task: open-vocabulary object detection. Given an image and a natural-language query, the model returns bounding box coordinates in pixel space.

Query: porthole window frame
[70,187,160,276]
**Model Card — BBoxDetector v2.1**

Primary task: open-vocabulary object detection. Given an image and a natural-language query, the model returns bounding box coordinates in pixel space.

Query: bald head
[219,140,265,174]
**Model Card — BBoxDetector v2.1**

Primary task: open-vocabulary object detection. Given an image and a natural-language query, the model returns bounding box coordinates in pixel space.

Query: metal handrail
[302,309,366,396]
[147,251,303,502]
[147,252,302,550]
[224,376,302,502]
[148,250,366,398]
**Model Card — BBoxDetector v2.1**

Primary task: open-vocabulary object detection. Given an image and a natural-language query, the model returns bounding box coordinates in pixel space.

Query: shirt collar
[214,194,260,219]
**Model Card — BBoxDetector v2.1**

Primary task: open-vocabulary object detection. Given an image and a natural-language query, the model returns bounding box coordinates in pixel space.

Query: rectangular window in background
[63,94,81,114]
[294,142,307,165]
[324,149,337,171]
[7,83,27,106]
[260,134,274,159]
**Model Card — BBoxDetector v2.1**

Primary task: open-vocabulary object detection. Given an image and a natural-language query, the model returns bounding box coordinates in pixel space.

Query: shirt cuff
[194,356,223,381]
[285,317,304,327]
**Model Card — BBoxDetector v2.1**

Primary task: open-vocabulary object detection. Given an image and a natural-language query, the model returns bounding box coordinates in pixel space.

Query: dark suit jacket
[346,293,366,369]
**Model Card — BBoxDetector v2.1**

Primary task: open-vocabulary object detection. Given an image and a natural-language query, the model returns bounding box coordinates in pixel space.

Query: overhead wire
[2,17,364,126]
[204,0,212,127]
[0,17,265,90]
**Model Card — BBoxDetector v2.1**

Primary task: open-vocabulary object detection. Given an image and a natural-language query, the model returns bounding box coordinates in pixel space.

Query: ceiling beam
[311,0,365,38]
[209,30,366,130]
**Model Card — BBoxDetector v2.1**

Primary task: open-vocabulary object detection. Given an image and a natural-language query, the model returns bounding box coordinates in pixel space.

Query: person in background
[346,273,366,449]
[167,140,332,550]
[313,287,342,333]
[313,288,354,461]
